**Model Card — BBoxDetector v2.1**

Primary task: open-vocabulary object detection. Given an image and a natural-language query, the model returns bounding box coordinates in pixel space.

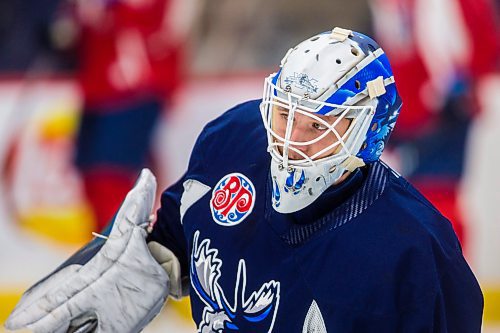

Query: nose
[287,125,309,160]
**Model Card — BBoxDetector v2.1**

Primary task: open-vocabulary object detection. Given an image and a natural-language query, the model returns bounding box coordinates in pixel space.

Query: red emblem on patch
[210,173,255,226]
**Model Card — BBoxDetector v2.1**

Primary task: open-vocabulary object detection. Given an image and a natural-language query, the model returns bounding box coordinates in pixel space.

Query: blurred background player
[54,0,198,231]
[371,0,500,230]
[370,0,499,260]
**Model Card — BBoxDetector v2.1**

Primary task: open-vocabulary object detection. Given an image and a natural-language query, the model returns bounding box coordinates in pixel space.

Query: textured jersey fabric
[149,99,483,332]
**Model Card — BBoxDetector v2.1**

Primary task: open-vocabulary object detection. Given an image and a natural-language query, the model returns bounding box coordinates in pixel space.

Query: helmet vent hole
[368,44,376,52]
[371,123,378,131]
[336,59,341,64]
[351,47,359,56]
[362,142,367,150]
[316,54,319,61]
[355,80,361,89]
[310,36,320,42]
[315,177,321,182]
[305,49,310,53]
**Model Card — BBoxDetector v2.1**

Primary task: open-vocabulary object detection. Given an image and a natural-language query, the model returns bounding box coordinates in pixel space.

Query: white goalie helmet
[260,27,402,213]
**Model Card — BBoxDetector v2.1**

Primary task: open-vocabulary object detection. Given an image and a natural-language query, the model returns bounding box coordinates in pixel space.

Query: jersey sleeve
[403,184,484,331]
[397,240,483,332]
[147,122,209,280]
[147,175,190,279]
[328,242,484,332]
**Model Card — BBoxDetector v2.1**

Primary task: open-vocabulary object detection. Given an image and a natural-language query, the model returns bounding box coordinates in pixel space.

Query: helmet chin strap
[329,155,366,186]
[340,155,365,173]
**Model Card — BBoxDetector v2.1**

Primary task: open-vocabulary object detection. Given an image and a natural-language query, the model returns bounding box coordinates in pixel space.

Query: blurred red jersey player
[370,0,499,246]
[59,0,194,230]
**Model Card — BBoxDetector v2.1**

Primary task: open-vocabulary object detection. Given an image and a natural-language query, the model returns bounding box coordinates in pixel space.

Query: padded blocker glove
[5,169,169,333]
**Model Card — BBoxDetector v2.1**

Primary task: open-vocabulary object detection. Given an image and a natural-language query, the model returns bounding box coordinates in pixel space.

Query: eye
[280,113,289,120]
[312,122,328,130]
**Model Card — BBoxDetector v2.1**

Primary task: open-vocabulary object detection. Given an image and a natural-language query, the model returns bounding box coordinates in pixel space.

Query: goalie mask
[260,27,402,213]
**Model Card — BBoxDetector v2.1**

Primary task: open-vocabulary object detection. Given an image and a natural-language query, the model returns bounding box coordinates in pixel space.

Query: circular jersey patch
[210,173,256,226]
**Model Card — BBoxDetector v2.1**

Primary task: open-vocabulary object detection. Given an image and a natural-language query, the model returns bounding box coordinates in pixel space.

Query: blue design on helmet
[315,32,402,164]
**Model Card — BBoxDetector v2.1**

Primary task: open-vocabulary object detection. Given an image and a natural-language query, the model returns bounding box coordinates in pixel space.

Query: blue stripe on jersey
[282,161,388,246]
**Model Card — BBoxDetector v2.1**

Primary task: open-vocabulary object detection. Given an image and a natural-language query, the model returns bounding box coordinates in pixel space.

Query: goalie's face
[260,74,376,174]
[271,104,351,161]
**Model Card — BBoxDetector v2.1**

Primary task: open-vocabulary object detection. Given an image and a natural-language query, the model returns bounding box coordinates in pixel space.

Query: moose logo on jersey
[210,173,255,226]
[190,231,280,333]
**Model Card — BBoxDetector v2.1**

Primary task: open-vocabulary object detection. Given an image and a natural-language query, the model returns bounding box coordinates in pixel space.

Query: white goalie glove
[5,169,171,333]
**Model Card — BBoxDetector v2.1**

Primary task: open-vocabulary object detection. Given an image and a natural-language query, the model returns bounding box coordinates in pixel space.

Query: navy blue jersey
[149,99,483,332]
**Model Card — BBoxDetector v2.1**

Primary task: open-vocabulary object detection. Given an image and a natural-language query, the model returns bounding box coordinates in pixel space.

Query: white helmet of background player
[260,27,402,213]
